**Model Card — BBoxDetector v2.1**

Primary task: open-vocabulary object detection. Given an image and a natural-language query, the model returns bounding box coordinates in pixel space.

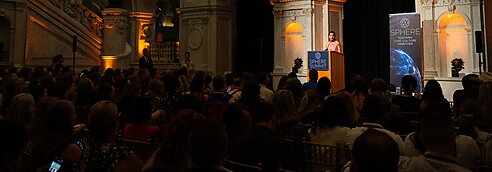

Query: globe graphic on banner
[390,48,422,93]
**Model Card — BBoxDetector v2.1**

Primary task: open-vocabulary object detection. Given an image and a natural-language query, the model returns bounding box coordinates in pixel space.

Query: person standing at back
[139,48,154,70]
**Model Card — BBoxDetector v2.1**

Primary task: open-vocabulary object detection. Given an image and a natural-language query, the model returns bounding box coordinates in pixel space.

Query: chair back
[75,105,89,123]
[223,159,262,172]
[120,138,155,161]
[303,141,341,172]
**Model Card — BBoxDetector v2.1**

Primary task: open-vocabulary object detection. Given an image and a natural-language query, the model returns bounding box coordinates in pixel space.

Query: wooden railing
[149,41,180,67]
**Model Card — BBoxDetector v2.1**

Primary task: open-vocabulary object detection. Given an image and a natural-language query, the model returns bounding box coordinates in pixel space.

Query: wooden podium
[307,51,345,92]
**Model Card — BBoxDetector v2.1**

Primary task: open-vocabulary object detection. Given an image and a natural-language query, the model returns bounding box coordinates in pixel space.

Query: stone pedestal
[179,0,235,75]
[101,8,130,69]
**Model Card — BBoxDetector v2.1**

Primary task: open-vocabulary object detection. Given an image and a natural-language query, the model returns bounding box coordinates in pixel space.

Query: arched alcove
[438,13,470,77]
[285,21,304,73]
[0,17,11,62]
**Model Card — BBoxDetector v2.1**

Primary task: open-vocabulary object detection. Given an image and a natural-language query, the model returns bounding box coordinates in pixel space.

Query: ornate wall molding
[44,0,103,37]
[186,17,209,30]
[274,8,312,17]
[421,0,479,6]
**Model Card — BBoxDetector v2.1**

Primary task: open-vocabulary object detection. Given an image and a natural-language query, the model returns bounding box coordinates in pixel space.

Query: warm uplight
[101,56,117,70]
[438,13,469,76]
[286,22,303,34]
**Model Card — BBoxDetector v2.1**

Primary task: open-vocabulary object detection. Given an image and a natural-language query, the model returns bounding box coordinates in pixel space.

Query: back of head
[212,74,226,91]
[369,77,387,93]
[47,81,69,99]
[0,120,27,172]
[175,94,203,113]
[361,94,387,122]
[252,102,274,124]
[420,101,454,148]
[309,69,318,81]
[422,80,444,101]
[223,104,251,139]
[317,77,331,96]
[88,100,118,142]
[189,119,227,169]
[225,73,235,86]
[6,93,34,125]
[462,74,479,90]
[320,96,350,127]
[129,97,152,123]
[255,71,268,85]
[148,79,164,97]
[273,89,298,130]
[351,75,368,93]
[401,75,417,94]
[352,129,399,172]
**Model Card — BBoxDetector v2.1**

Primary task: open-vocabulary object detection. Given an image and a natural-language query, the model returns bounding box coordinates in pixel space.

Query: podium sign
[308,51,329,71]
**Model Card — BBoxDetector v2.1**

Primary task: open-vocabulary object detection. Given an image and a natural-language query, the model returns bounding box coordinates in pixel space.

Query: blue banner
[389,13,423,93]
[307,51,329,71]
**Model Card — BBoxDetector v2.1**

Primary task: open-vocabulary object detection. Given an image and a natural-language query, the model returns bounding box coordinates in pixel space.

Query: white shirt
[259,84,274,104]
[399,153,471,172]
[311,126,350,146]
[341,122,404,151]
[402,132,480,169]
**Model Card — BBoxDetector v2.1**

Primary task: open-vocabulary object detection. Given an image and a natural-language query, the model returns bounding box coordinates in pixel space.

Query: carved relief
[0,2,15,9]
[273,8,313,17]
[186,17,209,30]
[46,0,103,37]
[188,29,202,50]
[423,0,478,6]
[104,18,127,34]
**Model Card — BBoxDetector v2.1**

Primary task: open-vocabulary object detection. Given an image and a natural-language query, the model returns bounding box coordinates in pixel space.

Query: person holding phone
[29,98,81,171]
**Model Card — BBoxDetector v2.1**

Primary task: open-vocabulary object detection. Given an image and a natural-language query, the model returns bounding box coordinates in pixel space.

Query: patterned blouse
[77,142,133,172]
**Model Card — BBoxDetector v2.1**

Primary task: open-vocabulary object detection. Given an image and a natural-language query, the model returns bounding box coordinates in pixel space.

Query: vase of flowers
[451,58,464,77]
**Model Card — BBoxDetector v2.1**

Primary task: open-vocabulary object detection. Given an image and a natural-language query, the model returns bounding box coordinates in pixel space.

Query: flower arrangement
[451,58,465,72]
[451,58,464,77]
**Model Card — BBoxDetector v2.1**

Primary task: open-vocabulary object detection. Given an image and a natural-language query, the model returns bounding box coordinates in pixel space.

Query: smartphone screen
[49,158,63,172]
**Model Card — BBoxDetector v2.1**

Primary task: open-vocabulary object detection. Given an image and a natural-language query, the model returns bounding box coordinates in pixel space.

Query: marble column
[101,8,129,69]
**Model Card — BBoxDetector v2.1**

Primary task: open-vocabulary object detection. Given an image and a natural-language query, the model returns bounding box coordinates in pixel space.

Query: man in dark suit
[139,48,153,70]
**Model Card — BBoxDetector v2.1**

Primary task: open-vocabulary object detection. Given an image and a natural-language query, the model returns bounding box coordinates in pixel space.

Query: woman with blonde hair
[273,89,308,140]
[78,100,143,172]
[5,93,35,130]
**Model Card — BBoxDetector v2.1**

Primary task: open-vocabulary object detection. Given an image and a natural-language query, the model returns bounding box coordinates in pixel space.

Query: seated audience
[230,102,299,171]
[222,103,251,145]
[310,96,351,146]
[341,94,403,151]
[453,74,480,113]
[189,119,230,172]
[345,129,400,172]
[392,75,421,112]
[273,89,309,140]
[123,97,160,142]
[78,100,143,171]
[0,120,27,172]
[30,98,81,171]
[399,102,472,171]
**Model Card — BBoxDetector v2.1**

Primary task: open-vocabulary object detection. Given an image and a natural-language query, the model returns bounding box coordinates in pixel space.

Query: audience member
[392,75,421,112]
[303,69,318,91]
[310,96,351,146]
[123,97,160,142]
[5,93,35,137]
[347,129,400,172]
[420,80,448,112]
[453,74,480,112]
[223,103,251,144]
[399,102,472,171]
[273,89,308,140]
[79,100,143,171]
[0,120,27,172]
[256,71,274,104]
[189,119,229,172]
[341,94,403,151]
[317,77,331,99]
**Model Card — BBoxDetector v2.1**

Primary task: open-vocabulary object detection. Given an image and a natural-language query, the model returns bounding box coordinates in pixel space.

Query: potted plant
[451,58,464,77]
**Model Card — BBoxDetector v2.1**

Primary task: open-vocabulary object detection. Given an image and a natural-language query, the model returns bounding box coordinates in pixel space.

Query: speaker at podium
[307,51,345,92]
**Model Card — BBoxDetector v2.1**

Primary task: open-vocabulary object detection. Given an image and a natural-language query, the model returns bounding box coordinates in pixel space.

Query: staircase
[24,0,103,70]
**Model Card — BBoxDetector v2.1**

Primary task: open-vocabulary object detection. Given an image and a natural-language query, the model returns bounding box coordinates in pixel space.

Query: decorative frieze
[186,17,209,30]
[273,8,312,17]
[421,0,479,6]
